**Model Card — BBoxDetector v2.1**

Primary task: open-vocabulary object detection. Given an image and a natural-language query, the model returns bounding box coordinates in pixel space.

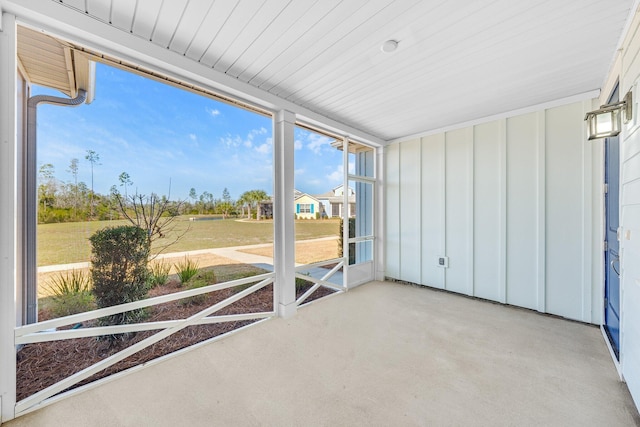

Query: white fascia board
[388,90,601,145]
[2,0,384,147]
[600,0,639,96]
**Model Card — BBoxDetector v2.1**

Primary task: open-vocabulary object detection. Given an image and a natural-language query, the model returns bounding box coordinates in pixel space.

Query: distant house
[257,187,355,220]
[294,191,320,219]
[315,184,355,218]
[256,189,320,220]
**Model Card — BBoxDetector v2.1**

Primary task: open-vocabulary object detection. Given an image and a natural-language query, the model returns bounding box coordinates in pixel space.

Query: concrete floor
[5,281,640,426]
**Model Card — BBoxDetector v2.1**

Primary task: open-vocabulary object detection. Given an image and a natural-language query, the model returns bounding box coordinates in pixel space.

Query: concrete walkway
[6,281,639,426]
[38,236,338,271]
[38,237,343,286]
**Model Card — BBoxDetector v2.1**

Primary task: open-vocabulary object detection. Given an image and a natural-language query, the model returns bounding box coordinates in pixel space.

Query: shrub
[50,292,96,318]
[181,270,216,305]
[46,270,95,317]
[296,273,315,293]
[47,269,91,296]
[148,260,171,287]
[89,225,150,331]
[174,257,199,285]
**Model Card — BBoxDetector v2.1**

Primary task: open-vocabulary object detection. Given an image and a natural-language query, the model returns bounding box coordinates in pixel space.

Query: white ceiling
[7,0,637,142]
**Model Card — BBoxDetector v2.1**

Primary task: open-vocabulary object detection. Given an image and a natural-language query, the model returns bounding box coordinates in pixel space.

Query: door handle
[611,256,621,277]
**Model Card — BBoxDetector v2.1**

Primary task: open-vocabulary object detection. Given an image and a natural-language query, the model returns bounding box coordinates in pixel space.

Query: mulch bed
[16,279,335,402]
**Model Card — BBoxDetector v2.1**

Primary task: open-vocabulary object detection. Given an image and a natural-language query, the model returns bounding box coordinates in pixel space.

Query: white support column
[342,137,350,288]
[0,11,18,423]
[273,110,297,318]
[375,146,385,281]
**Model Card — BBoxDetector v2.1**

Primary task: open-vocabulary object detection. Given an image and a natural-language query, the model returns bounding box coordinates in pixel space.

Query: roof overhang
[17,25,95,103]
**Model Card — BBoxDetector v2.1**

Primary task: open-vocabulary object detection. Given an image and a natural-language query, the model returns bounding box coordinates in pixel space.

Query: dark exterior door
[604,85,621,359]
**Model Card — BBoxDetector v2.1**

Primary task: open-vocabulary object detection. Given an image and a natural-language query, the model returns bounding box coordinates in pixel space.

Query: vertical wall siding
[505,113,540,311]
[445,128,473,295]
[399,139,422,283]
[473,121,502,302]
[386,101,600,323]
[385,144,400,279]
[620,8,640,409]
[545,103,587,321]
[421,134,445,289]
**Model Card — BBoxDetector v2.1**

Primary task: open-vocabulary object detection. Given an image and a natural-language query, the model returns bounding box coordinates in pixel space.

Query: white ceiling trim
[601,0,640,91]
[2,0,385,147]
[387,90,600,145]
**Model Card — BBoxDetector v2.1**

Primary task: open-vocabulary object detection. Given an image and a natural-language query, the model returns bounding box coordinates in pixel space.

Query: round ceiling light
[381,40,399,53]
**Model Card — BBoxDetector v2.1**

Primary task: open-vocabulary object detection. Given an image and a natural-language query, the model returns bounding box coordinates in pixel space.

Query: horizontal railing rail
[14,273,275,415]
[16,272,274,337]
[16,312,274,345]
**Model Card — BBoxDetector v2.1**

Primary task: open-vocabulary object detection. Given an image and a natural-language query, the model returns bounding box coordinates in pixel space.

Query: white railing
[14,272,275,416]
[295,257,346,306]
[14,258,346,416]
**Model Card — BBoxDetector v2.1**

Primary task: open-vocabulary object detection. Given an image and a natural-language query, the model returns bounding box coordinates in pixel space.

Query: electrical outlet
[437,256,449,268]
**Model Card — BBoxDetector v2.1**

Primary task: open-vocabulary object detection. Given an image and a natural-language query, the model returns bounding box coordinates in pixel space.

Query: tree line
[37,150,269,224]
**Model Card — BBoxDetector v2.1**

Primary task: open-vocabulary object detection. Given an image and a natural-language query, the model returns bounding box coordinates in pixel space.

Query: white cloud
[206,108,220,117]
[219,134,243,148]
[307,133,330,154]
[294,139,303,150]
[255,143,271,154]
[254,127,268,136]
[255,137,272,155]
[326,164,344,182]
[325,162,354,182]
[295,168,305,175]
[220,128,270,150]
[189,133,197,141]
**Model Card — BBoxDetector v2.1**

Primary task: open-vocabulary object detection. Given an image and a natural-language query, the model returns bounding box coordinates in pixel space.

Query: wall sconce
[585,90,633,140]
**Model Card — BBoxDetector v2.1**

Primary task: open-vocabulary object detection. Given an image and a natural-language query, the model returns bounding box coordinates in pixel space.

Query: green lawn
[37,216,340,266]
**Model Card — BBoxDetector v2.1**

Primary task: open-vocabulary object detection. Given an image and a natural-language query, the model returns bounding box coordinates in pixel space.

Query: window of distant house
[299,204,311,213]
[332,203,340,216]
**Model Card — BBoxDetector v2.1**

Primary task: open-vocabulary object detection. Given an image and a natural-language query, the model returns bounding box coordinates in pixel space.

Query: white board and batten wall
[616,6,640,411]
[386,100,604,324]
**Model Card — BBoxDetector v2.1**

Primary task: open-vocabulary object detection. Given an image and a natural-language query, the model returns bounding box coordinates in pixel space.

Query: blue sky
[34,62,347,201]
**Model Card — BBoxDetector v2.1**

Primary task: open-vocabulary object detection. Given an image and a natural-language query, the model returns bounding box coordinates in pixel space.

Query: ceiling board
[184,0,240,62]
[251,0,372,90]
[25,0,636,140]
[85,0,111,23]
[131,0,162,41]
[200,0,269,68]
[212,0,290,73]
[151,0,189,49]
[236,0,342,83]
[168,0,215,54]
[110,0,137,31]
